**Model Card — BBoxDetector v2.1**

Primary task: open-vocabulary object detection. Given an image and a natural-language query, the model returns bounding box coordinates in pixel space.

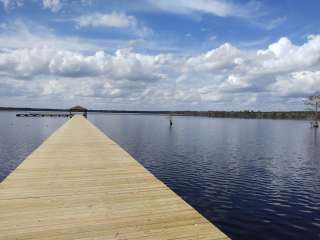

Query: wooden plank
[0,115,230,240]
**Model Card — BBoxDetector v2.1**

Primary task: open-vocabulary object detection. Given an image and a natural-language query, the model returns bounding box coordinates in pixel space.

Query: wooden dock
[0,115,229,240]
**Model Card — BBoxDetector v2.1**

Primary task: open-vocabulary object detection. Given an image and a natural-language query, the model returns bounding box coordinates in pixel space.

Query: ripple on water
[1,114,320,240]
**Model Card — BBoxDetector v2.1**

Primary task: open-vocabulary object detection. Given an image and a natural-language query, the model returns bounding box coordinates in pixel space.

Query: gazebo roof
[70,105,87,111]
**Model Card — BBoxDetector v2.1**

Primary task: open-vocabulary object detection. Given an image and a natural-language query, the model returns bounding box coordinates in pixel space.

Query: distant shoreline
[0,107,316,120]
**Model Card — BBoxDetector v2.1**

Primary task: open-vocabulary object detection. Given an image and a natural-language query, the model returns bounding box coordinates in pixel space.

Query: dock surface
[0,115,229,240]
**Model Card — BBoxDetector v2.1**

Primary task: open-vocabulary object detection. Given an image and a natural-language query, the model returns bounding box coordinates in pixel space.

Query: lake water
[1,112,320,240]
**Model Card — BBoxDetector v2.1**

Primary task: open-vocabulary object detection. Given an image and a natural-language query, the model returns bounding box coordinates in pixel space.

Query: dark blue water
[1,112,320,239]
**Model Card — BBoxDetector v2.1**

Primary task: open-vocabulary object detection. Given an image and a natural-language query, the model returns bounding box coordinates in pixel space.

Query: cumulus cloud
[42,80,66,95]
[184,43,241,72]
[0,47,168,82]
[269,71,320,97]
[74,12,136,28]
[1,28,320,110]
[72,12,152,38]
[257,36,320,74]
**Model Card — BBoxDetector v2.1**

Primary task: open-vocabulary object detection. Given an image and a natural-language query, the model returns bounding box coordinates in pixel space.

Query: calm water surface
[1,112,320,240]
[0,112,66,180]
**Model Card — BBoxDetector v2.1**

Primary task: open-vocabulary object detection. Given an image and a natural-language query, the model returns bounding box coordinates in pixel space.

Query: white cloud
[263,16,287,30]
[80,0,95,5]
[184,43,241,72]
[256,36,320,74]
[42,0,62,12]
[71,12,151,38]
[74,12,136,28]
[1,22,320,110]
[0,47,168,82]
[42,80,66,95]
[146,0,261,18]
[0,21,132,52]
[0,0,23,10]
[269,71,320,97]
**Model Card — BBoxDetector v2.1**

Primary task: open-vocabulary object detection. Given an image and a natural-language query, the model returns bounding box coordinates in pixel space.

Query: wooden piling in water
[0,115,229,240]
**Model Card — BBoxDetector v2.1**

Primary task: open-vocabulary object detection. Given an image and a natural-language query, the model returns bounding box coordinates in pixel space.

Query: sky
[0,0,320,110]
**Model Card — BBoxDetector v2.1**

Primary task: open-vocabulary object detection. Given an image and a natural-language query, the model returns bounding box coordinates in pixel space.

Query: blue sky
[0,0,320,110]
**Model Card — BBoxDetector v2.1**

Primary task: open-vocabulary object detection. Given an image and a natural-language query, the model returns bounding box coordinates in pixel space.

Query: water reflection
[312,128,318,145]
[0,112,320,240]
[90,114,320,240]
[0,112,66,181]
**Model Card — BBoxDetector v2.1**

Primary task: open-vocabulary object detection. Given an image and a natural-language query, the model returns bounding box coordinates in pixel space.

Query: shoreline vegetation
[0,107,317,120]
